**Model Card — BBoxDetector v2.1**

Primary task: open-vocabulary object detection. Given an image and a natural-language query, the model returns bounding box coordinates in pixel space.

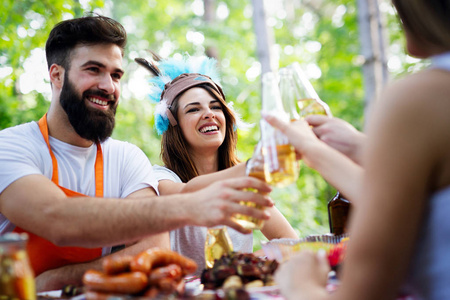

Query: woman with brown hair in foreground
[267,0,450,299]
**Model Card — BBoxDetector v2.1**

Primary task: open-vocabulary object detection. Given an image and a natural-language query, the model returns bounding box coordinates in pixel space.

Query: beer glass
[204,226,233,268]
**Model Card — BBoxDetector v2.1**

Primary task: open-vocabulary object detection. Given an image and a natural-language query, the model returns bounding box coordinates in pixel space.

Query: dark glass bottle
[328,192,351,235]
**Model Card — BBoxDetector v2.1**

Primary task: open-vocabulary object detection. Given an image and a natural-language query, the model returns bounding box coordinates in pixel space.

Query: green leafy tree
[1,0,412,249]
[0,0,104,129]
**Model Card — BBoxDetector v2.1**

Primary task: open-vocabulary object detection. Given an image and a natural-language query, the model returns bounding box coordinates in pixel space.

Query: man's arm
[35,186,170,292]
[0,174,273,247]
[122,187,170,248]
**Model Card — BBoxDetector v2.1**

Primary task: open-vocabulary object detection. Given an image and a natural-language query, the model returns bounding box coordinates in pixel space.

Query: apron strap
[95,142,104,197]
[38,114,59,184]
[38,114,104,197]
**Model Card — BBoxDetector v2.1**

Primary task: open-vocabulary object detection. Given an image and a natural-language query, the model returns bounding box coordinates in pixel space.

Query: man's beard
[60,74,117,143]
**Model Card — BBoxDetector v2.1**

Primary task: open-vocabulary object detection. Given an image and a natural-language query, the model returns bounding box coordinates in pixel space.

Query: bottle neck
[329,191,351,204]
[261,72,287,117]
[279,69,300,121]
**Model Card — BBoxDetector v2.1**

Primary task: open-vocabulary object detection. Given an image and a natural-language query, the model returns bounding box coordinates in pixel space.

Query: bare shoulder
[376,69,450,125]
[384,69,450,106]
[368,68,450,157]
[371,69,450,188]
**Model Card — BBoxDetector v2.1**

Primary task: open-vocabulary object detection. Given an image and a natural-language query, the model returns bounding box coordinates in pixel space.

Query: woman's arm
[263,114,363,203]
[181,163,247,193]
[157,180,186,195]
[276,70,450,300]
[306,115,366,165]
[261,206,298,240]
[336,71,450,300]
[156,163,247,196]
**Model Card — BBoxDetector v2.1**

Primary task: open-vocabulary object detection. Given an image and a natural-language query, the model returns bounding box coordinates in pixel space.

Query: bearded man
[0,14,273,292]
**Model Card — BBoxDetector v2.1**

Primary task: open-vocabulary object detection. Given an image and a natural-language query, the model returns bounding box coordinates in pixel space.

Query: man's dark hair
[45,14,127,70]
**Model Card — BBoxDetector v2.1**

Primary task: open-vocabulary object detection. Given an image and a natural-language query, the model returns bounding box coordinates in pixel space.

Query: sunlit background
[0,0,429,247]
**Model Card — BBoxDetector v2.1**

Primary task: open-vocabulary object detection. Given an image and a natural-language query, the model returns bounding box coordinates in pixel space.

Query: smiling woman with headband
[136,54,298,274]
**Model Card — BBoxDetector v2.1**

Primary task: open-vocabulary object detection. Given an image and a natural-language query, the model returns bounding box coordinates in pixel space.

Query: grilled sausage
[102,255,133,275]
[82,269,148,294]
[148,264,183,285]
[130,248,197,275]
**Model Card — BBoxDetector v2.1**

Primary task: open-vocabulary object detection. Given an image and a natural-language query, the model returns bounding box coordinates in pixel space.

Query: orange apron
[13,114,103,276]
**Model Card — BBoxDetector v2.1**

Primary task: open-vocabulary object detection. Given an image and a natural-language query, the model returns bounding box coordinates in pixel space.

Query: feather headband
[136,54,225,134]
[136,54,252,135]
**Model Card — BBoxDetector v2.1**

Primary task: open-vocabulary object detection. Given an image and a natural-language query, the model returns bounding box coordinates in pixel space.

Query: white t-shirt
[0,121,159,254]
[152,165,253,275]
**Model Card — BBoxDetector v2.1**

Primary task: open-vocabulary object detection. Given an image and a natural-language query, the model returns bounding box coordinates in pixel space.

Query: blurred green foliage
[0,0,411,249]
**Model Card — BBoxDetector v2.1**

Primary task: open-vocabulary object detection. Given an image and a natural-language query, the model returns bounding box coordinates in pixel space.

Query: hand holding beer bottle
[261,72,299,188]
[231,142,269,230]
[231,72,300,231]
[207,147,268,266]
[289,62,332,118]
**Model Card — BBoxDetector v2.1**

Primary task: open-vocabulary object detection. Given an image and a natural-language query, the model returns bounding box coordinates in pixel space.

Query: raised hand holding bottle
[261,72,299,187]
[289,62,332,118]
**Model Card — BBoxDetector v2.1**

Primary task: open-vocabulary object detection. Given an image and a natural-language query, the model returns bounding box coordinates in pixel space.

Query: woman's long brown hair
[161,84,240,182]
[392,0,450,49]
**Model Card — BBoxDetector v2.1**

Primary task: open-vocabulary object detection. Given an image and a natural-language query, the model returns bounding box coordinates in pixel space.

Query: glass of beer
[231,142,270,230]
[204,226,234,268]
[289,62,332,118]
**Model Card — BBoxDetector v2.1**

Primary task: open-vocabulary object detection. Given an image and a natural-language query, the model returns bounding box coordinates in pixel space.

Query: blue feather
[155,114,169,135]
[148,55,223,135]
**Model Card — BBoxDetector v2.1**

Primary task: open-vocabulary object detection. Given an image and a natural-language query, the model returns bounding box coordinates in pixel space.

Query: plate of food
[49,248,199,299]
[39,250,281,300]
[261,234,349,269]
[198,251,281,299]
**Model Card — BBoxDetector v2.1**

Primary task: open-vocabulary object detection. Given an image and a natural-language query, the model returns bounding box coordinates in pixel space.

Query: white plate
[38,290,85,299]
[37,290,62,297]
[247,285,280,294]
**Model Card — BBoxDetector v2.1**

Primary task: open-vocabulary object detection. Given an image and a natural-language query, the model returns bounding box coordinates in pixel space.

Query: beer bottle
[327,192,351,236]
[279,67,300,121]
[289,62,332,118]
[260,71,299,187]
